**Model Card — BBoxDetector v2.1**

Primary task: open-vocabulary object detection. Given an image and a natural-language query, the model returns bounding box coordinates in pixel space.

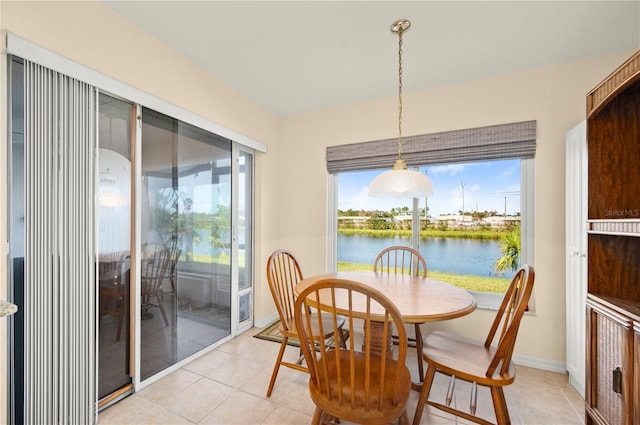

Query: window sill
[470,290,536,314]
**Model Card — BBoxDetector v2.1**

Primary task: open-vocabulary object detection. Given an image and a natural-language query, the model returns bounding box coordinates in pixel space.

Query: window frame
[327,157,535,311]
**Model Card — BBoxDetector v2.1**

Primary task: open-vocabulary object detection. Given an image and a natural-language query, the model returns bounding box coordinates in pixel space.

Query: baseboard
[253,315,571,379]
[254,313,278,329]
[512,353,567,374]
[568,375,586,398]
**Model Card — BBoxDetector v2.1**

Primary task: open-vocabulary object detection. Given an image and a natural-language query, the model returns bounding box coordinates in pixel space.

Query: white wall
[0,5,638,421]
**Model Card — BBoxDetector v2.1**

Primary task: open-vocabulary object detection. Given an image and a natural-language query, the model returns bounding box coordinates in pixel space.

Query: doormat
[253,321,348,348]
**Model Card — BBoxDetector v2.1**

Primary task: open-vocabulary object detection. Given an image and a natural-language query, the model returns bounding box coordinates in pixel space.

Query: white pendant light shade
[368,159,434,198]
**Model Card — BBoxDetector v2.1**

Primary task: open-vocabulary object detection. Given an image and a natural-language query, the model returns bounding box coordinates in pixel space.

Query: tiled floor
[98,327,585,424]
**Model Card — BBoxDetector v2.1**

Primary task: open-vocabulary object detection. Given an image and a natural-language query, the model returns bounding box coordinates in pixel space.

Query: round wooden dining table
[295,271,477,389]
[296,271,477,324]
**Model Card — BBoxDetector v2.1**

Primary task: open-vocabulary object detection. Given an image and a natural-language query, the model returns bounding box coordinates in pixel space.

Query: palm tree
[153,188,201,260]
[209,204,230,253]
[493,225,520,273]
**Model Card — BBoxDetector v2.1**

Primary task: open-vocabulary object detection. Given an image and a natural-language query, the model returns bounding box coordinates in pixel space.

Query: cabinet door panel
[586,301,633,425]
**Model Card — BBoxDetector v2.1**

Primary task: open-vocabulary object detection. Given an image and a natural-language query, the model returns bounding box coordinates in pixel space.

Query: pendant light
[368,19,434,198]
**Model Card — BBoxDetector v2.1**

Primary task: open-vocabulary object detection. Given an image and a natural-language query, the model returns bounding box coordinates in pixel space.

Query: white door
[565,120,587,397]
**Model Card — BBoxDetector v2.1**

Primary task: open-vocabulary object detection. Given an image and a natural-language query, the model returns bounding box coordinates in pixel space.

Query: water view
[338,234,503,277]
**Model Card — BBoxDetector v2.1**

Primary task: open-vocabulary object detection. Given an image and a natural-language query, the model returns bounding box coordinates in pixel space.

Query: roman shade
[326,120,537,173]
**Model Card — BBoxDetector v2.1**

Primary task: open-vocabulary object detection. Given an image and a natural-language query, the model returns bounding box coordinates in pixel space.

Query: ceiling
[102,1,640,117]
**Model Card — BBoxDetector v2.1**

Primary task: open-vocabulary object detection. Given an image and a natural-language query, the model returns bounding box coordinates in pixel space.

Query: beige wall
[0,1,283,421]
[0,1,637,420]
[275,50,635,368]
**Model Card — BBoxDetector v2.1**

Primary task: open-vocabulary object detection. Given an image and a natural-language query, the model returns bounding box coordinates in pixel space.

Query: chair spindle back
[374,245,427,278]
[295,278,411,423]
[266,250,304,331]
[485,264,535,376]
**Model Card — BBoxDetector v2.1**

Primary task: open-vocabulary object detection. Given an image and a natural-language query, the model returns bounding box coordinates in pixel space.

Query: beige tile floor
[98,327,585,425]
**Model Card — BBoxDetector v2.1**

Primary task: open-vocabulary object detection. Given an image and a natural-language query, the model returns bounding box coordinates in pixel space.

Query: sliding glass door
[140,108,234,380]
[97,94,134,400]
[96,102,254,396]
[9,57,255,414]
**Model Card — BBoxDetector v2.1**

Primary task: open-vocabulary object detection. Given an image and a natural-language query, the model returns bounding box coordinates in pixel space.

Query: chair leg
[98,293,104,325]
[155,293,169,326]
[414,323,424,382]
[115,296,124,341]
[311,407,322,425]
[337,325,347,349]
[266,336,288,397]
[470,381,478,415]
[412,364,436,425]
[490,386,511,425]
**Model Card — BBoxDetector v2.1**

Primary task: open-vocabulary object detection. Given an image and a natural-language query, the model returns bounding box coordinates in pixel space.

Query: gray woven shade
[326,120,536,173]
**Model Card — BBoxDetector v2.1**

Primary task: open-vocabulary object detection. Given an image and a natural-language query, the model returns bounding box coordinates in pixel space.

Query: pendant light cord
[369,19,434,198]
[397,27,404,160]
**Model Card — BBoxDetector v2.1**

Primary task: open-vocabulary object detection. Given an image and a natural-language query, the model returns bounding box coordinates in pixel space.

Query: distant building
[338,213,519,229]
[433,214,520,228]
[482,215,520,227]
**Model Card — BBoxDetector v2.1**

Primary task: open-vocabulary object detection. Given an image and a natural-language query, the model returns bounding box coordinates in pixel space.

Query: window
[326,121,535,309]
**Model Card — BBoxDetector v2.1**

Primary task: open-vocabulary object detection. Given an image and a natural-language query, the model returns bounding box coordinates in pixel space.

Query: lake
[338,234,503,277]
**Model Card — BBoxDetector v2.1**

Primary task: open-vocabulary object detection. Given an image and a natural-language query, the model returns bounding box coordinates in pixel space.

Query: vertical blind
[23,59,97,424]
[326,120,537,173]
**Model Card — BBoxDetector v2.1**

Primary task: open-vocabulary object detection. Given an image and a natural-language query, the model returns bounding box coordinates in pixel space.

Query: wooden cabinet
[635,323,640,424]
[585,49,640,425]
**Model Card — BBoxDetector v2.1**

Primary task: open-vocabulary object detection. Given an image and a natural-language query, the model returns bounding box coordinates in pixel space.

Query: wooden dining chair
[98,253,130,341]
[140,242,171,326]
[374,245,428,382]
[162,238,182,298]
[265,249,346,397]
[295,278,412,425]
[412,264,535,425]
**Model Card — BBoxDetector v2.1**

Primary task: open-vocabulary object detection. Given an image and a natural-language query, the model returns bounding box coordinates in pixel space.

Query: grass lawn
[337,261,510,293]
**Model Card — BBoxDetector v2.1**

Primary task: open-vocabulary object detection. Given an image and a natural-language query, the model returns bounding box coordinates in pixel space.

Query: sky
[337,159,521,217]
